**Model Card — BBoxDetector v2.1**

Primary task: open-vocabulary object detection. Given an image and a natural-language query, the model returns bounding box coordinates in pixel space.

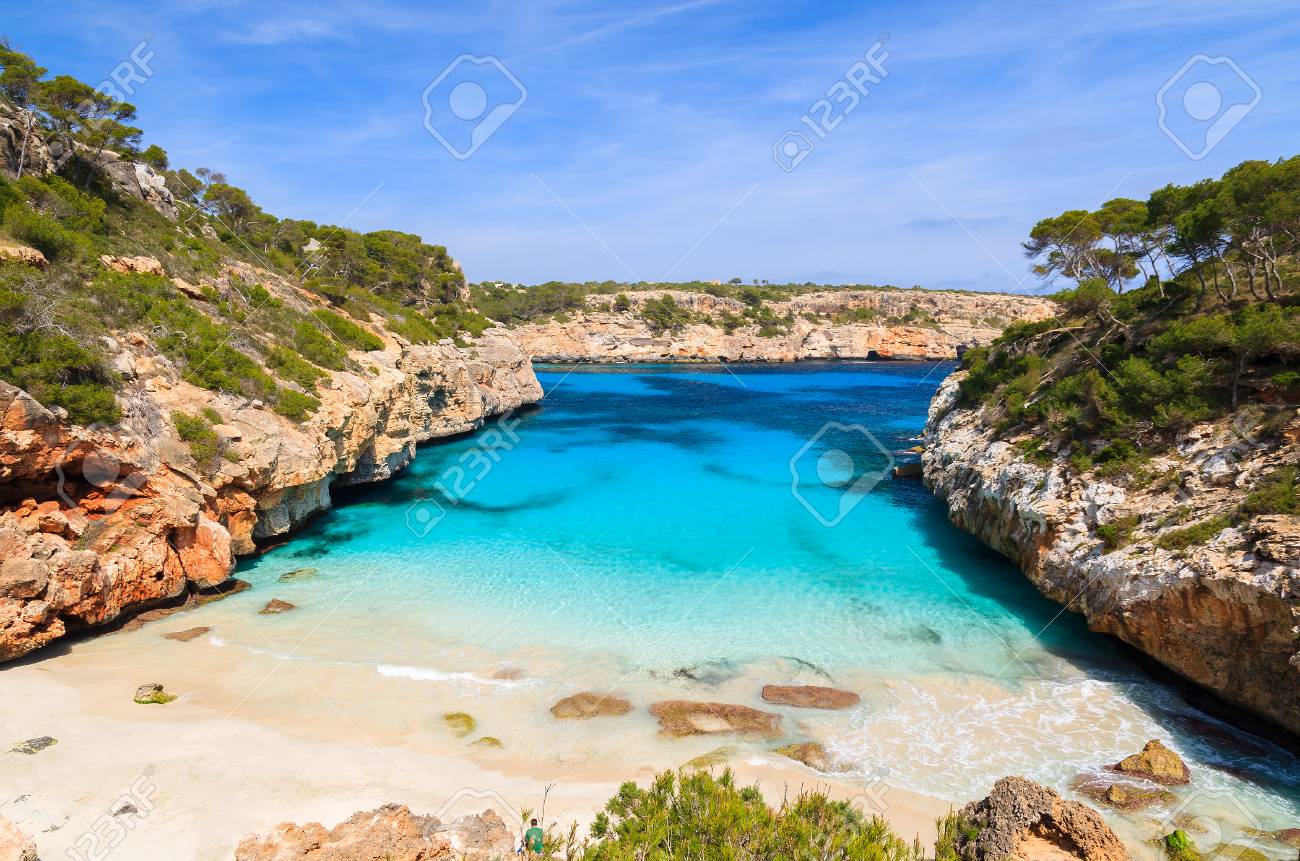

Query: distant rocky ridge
[923,371,1300,737]
[512,289,1057,362]
[0,254,541,662]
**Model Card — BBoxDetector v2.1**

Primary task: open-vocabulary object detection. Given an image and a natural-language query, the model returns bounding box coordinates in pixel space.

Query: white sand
[0,623,948,861]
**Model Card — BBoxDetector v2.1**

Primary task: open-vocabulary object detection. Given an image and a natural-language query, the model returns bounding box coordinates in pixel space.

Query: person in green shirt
[524,818,544,855]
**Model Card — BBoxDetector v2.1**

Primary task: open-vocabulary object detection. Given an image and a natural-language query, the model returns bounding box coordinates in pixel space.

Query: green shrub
[1157,515,1233,552]
[268,346,327,390]
[2,204,79,260]
[293,321,347,369]
[274,388,319,421]
[1243,466,1298,516]
[90,272,279,402]
[313,309,383,351]
[1097,515,1139,550]
[0,280,119,424]
[583,769,923,861]
[171,411,220,466]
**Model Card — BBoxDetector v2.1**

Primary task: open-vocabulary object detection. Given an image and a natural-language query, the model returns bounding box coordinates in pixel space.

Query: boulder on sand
[761,684,860,710]
[1111,740,1190,785]
[134,683,176,705]
[649,700,782,739]
[234,803,513,861]
[773,741,831,771]
[550,692,633,719]
[953,776,1130,861]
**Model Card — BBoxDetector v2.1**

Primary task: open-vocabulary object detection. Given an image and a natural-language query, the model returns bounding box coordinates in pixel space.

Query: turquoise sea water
[222,362,1299,844]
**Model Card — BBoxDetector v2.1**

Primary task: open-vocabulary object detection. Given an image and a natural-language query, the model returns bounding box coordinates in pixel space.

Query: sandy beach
[0,616,950,861]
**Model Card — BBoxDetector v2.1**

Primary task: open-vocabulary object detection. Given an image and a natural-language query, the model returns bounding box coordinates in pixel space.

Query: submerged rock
[258,598,296,615]
[761,684,860,710]
[955,776,1130,861]
[1243,829,1300,850]
[649,700,782,739]
[9,736,56,755]
[134,683,176,705]
[162,626,210,642]
[276,567,318,582]
[773,741,831,771]
[1074,778,1176,812]
[234,803,512,861]
[1111,740,1190,785]
[0,816,37,861]
[684,746,735,769]
[443,712,476,737]
[469,736,503,749]
[550,692,633,719]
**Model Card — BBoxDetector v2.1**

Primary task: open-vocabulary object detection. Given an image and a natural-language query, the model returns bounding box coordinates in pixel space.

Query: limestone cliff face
[922,372,1300,735]
[0,262,541,661]
[513,289,1057,362]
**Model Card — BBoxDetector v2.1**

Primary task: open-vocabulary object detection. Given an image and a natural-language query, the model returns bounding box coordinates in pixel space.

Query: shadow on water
[902,468,1300,797]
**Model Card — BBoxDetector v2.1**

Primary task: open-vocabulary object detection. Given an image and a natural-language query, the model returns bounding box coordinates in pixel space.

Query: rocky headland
[923,371,1300,737]
[511,289,1057,362]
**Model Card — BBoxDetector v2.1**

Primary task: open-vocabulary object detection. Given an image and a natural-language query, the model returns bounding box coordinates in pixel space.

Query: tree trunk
[15,111,32,179]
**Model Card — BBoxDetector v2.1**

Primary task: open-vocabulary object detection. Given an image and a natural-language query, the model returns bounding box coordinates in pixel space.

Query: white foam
[375,663,540,688]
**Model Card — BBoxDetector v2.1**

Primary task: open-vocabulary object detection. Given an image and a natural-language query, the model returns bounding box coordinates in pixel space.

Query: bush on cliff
[578,769,924,861]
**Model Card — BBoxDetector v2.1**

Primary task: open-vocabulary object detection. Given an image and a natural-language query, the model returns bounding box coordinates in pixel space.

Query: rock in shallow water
[550,692,633,719]
[955,776,1130,861]
[162,626,210,641]
[1110,739,1190,785]
[258,598,296,615]
[761,684,861,710]
[443,712,476,737]
[650,700,782,738]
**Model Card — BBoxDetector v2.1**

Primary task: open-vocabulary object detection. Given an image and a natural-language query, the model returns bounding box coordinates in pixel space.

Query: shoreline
[0,628,952,860]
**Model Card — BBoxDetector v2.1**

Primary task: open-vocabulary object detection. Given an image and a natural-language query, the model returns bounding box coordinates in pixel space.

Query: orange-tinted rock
[99,254,165,276]
[259,599,296,615]
[649,700,782,739]
[773,741,831,770]
[761,684,860,710]
[0,242,47,270]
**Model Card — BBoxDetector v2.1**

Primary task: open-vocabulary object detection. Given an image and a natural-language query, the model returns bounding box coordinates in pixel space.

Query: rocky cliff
[0,256,541,662]
[512,289,1057,362]
[922,372,1300,736]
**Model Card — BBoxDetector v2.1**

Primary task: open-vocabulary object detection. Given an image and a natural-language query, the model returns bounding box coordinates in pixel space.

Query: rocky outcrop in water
[955,776,1130,861]
[0,257,541,662]
[923,372,1300,736]
[513,290,1056,362]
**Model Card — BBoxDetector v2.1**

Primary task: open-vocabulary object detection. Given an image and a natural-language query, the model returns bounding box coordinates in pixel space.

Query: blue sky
[6,1,1299,291]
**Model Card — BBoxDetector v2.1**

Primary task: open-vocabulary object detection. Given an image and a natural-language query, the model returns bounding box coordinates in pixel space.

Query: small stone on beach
[9,736,57,755]
[443,712,476,737]
[134,684,177,705]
